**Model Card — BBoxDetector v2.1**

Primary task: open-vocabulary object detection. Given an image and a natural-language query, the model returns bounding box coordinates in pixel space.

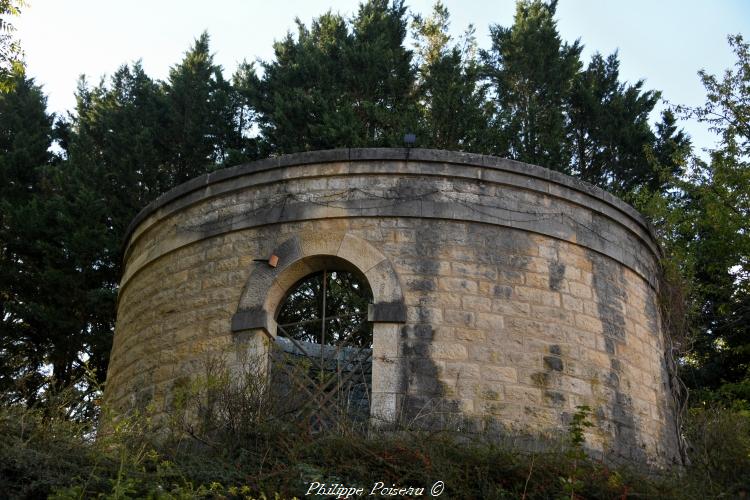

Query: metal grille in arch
[272,269,373,430]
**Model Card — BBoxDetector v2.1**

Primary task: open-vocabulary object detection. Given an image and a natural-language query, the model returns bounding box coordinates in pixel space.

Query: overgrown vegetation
[1,365,748,499]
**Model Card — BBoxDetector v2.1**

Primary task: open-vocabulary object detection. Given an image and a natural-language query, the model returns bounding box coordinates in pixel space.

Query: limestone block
[514,286,561,307]
[438,277,479,293]
[443,309,476,327]
[458,295,490,313]
[338,233,385,273]
[475,312,504,331]
[429,342,468,361]
[482,366,518,383]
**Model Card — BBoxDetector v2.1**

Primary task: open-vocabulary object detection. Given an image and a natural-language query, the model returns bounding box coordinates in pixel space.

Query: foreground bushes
[0,404,94,497]
[683,406,750,496]
[1,363,749,499]
[0,407,640,498]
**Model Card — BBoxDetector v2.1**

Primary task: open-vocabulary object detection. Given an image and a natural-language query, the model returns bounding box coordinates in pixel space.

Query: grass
[1,362,748,499]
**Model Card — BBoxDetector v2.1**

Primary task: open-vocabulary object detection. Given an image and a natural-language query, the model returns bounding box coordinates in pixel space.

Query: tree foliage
[0,75,113,410]
[3,0,749,422]
[0,74,56,402]
[165,32,247,183]
[673,35,750,405]
[0,34,261,406]
[482,0,581,170]
[568,52,662,192]
[0,0,24,92]
[411,2,490,150]
[254,0,417,153]
[276,270,372,347]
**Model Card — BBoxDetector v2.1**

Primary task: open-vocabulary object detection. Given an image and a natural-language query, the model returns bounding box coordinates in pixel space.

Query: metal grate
[272,270,373,430]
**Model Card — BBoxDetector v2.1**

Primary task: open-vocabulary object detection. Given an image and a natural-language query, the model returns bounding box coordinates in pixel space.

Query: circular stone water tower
[105,149,682,467]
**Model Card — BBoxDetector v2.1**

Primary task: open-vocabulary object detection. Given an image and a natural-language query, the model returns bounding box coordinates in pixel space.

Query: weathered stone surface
[368,302,407,323]
[231,307,270,333]
[107,149,680,469]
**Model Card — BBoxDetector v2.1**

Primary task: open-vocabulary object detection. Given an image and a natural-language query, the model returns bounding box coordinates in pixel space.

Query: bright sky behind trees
[14,0,750,156]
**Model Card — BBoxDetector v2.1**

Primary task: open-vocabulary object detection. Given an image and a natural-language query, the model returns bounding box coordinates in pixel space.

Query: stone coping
[122,149,660,258]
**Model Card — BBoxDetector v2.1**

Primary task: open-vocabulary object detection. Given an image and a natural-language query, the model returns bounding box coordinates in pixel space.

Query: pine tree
[164,32,240,183]
[346,0,417,145]
[0,75,90,403]
[255,12,358,152]
[69,63,171,217]
[650,109,691,192]
[412,2,490,150]
[0,75,51,201]
[0,75,52,402]
[567,52,660,192]
[227,61,261,164]
[254,0,418,153]
[482,0,581,170]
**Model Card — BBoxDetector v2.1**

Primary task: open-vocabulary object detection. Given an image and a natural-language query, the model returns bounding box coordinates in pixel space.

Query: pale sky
[14,0,750,157]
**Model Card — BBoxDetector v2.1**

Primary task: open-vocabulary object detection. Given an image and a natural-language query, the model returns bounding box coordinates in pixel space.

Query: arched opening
[231,233,408,427]
[272,266,374,430]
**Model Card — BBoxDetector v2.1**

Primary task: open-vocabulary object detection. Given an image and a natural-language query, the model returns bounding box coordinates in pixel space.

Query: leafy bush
[0,404,93,498]
[683,406,750,497]
[2,360,749,499]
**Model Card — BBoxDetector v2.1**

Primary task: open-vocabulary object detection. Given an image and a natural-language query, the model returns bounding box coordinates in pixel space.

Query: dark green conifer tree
[482,0,582,170]
[227,61,261,164]
[0,75,54,402]
[164,32,241,183]
[650,109,691,192]
[412,2,490,150]
[254,0,417,153]
[0,75,109,407]
[254,11,358,152]
[567,52,660,192]
[346,0,417,145]
[69,63,171,218]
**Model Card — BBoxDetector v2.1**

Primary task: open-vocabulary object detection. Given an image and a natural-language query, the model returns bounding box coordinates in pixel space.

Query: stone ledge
[122,149,659,261]
[118,194,660,294]
[231,308,269,334]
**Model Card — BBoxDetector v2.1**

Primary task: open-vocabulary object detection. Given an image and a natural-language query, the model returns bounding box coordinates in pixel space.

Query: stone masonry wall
[106,149,681,467]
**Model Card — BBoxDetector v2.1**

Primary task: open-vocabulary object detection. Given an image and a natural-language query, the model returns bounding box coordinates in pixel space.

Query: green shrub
[0,388,103,499]
[683,406,750,497]
[2,359,750,498]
